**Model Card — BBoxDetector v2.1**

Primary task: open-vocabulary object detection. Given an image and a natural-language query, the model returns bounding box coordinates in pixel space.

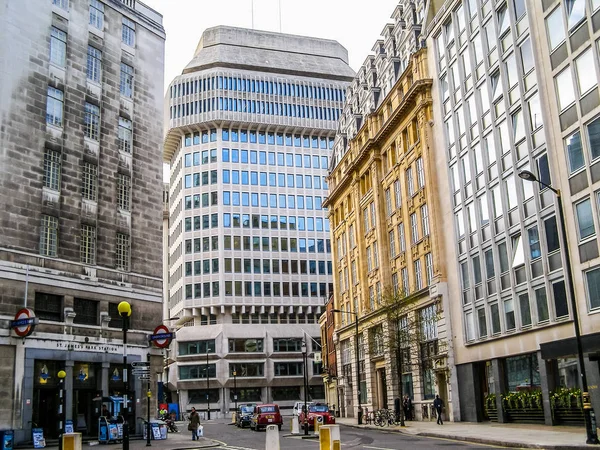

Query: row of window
[221,213,330,232]
[179,338,320,355]
[184,129,333,149]
[35,291,132,325]
[186,386,325,403]
[230,313,322,325]
[180,362,319,380]
[185,235,331,254]
[222,149,330,169]
[184,281,331,299]
[46,86,133,153]
[40,215,130,269]
[52,0,136,46]
[170,75,346,102]
[222,170,328,189]
[223,192,325,211]
[185,258,333,276]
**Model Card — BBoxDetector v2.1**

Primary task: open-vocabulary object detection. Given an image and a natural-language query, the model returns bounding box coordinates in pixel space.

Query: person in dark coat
[403,395,413,421]
[189,407,201,440]
[433,395,444,425]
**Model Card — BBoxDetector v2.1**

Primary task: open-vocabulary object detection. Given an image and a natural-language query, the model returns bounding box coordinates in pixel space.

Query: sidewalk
[336,417,594,449]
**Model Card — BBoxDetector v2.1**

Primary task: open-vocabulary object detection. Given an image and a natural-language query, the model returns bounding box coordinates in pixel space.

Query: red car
[250,404,283,431]
[298,403,336,430]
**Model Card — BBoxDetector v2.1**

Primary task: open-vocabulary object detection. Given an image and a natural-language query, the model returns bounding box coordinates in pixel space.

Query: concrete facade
[0,0,165,443]
[425,0,600,425]
[163,26,354,416]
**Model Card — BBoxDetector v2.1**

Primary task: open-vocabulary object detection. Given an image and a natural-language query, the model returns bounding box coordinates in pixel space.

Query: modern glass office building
[163,26,355,415]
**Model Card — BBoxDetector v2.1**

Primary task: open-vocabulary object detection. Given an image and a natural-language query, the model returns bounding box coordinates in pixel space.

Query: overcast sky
[142,0,400,93]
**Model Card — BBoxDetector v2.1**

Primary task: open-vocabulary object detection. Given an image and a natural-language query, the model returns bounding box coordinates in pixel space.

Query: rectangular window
[415,259,423,290]
[504,299,515,331]
[118,117,133,153]
[73,298,98,325]
[389,230,396,258]
[416,157,425,188]
[588,117,600,161]
[46,86,64,127]
[122,17,135,47]
[84,102,100,140]
[50,27,67,67]
[116,233,130,271]
[87,46,102,83]
[576,198,595,240]
[535,287,549,322]
[394,180,402,208]
[43,149,61,191]
[406,167,415,196]
[410,213,419,244]
[80,224,96,265]
[40,215,59,257]
[585,267,600,310]
[53,0,69,9]
[425,253,434,286]
[120,62,134,98]
[35,292,63,321]
[89,0,104,29]
[519,293,532,327]
[566,130,584,173]
[421,204,430,236]
[81,163,98,201]
[385,188,392,216]
[117,174,131,211]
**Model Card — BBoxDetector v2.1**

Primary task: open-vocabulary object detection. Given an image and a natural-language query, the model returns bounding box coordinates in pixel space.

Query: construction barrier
[62,433,82,450]
[265,424,280,450]
[291,417,300,435]
[318,425,340,450]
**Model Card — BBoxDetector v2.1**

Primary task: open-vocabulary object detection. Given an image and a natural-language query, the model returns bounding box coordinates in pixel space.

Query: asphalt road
[198,419,506,449]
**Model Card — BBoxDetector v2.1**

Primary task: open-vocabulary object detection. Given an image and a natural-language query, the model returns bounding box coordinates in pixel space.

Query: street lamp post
[118,301,132,450]
[519,170,599,445]
[57,370,66,450]
[206,351,211,420]
[301,340,309,435]
[332,309,361,425]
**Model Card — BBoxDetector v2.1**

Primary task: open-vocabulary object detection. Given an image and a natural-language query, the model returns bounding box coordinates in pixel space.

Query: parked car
[250,404,283,431]
[298,403,336,430]
[292,401,314,417]
[236,403,258,428]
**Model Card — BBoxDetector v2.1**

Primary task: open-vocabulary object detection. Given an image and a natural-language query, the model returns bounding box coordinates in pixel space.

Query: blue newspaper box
[0,430,13,450]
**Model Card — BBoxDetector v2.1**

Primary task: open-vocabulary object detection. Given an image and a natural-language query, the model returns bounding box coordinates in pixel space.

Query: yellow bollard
[314,416,320,433]
[232,411,237,423]
[319,427,331,450]
[332,440,341,450]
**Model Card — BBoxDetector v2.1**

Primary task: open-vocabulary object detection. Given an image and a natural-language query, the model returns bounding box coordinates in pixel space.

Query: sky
[142,0,401,93]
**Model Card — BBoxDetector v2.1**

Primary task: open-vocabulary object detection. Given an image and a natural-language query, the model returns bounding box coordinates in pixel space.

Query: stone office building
[0,0,165,443]
[163,26,354,415]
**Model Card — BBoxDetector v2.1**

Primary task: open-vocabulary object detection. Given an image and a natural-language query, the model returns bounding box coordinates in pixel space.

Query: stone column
[65,360,75,421]
[492,358,507,423]
[101,362,110,397]
[537,351,556,425]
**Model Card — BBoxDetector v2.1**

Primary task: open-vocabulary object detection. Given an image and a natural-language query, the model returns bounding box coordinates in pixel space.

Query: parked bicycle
[374,409,402,427]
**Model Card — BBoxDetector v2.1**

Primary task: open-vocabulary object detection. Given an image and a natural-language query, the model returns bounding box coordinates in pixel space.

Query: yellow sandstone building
[325,47,459,422]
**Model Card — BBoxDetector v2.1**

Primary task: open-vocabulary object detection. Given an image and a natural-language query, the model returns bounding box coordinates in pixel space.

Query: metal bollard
[291,417,300,435]
[265,424,280,450]
[314,416,321,434]
[231,412,236,424]
[319,427,331,450]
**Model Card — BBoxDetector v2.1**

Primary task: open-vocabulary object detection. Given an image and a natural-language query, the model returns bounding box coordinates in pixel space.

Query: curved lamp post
[118,301,132,450]
[332,309,362,425]
[518,170,599,445]
[57,370,66,450]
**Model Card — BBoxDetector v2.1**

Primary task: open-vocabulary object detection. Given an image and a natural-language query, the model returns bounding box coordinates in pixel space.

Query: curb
[339,423,590,450]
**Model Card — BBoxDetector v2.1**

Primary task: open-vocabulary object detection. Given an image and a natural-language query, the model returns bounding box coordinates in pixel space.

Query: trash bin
[0,430,13,450]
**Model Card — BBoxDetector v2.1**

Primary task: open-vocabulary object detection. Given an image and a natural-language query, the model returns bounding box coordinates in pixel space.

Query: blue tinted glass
[251,172,258,185]
[288,195,295,208]
[295,154,302,167]
[250,131,257,143]
[251,193,258,206]
[306,197,313,209]
[261,194,268,207]
[269,173,276,186]
[305,176,312,188]
[223,192,230,205]
[259,132,266,144]
[202,131,209,143]
[297,196,304,209]
[223,214,231,227]
[231,149,239,163]
[231,130,238,142]
[286,154,293,166]
[222,149,230,162]
[193,152,200,166]
[304,155,311,168]
[232,170,239,184]
[270,194,277,207]
[296,175,303,188]
[240,130,248,142]
[222,129,229,141]
[312,137,318,148]
[185,175,192,188]
[278,174,285,187]
[277,134,284,145]
[279,194,286,207]
[260,172,267,186]
[285,134,292,146]
[294,135,301,147]
[232,192,240,206]
[307,218,314,231]
[241,150,248,163]
[277,153,285,166]
[250,151,257,164]
[223,170,230,183]
[315,197,322,209]
[312,156,319,168]
[268,133,275,144]
[185,135,192,146]
[242,171,249,185]
[242,192,249,206]
[287,174,294,187]
[259,151,267,165]
[185,154,192,167]
[210,129,217,142]
[268,152,276,165]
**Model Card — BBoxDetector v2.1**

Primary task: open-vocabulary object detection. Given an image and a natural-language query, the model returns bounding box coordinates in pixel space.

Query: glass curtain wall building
[163,26,354,414]
[425,0,600,424]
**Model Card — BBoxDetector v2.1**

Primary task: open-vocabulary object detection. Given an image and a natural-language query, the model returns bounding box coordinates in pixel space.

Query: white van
[293,401,314,416]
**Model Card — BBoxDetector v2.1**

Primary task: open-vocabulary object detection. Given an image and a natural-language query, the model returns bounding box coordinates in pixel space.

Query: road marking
[363,446,396,450]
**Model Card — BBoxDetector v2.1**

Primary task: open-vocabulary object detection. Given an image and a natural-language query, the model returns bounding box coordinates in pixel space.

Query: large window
[120,62,134,98]
[179,340,215,355]
[228,338,263,352]
[585,267,600,310]
[117,174,131,211]
[40,215,58,257]
[589,117,600,161]
[81,163,98,201]
[273,338,302,352]
[115,233,130,271]
[86,46,102,83]
[118,117,133,153]
[505,353,540,391]
[73,298,98,325]
[43,149,61,191]
[575,198,595,240]
[84,102,100,140]
[50,27,67,67]
[555,67,575,112]
[272,387,301,401]
[46,86,64,127]
[229,363,264,377]
[80,224,96,265]
[179,364,216,380]
[274,362,303,376]
[35,292,63,321]
[229,388,260,402]
[89,0,104,29]
[122,17,135,47]
[546,6,566,51]
[566,130,584,173]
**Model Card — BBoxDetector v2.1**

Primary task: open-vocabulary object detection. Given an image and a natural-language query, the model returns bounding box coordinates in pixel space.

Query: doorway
[377,368,388,410]
[33,388,59,439]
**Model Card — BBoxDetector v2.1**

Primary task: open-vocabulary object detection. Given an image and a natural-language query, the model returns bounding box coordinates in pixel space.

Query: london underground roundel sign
[150,325,174,348]
[11,308,38,337]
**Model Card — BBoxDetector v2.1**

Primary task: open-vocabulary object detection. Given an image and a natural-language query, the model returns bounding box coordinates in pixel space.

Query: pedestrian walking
[433,394,444,425]
[188,407,201,440]
[403,395,413,421]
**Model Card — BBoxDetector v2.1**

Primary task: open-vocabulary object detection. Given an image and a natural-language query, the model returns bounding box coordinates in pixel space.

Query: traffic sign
[138,374,150,380]
[131,361,150,367]
[11,308,39,337]
[132,369,149,375]
[149,325,174,348]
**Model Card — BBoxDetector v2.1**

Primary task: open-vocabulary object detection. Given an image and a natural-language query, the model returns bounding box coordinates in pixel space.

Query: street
[194,419,506,449]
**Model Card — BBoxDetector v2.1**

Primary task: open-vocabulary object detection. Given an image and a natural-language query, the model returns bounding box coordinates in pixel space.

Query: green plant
[501,390,543,410]
[550,387,582,409]
[485,393,497,411]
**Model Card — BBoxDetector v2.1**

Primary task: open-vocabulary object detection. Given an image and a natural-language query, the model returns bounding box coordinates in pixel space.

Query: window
[575,49,597,97]
[73,298,98,325]
[535,287,549,322]
[566,0,586,29]
[416,157,425,188]
[81,163,98,201]
[118,117,133,153]
[556,67,575,111]
[477,308,487,338]
[421,204,430,236]
[394,180,402,208]
[585,267,600,310]
[576,198,595,239]
[117,174,131,211]
[528,226,541,259]
[588,117,600,161]
[410,213,419,244]
[80,225,96,265]
[46,86,64,127]
[385,188,392,216]
[546,6,566,51]
[50,27,67,67]
[273,338,303,352]
[89,0,104,29]
[116,233,130,271]
[43,149,61,191]
[415,259,423,290]
[84,102,100,140]
[406,167,415,196]
[179,365,217,380]
[35,292,63,322]
[274,362,303,376]
[122,17,135,47]
[425,253,434,286]
[179,340,216,355]
[553,280,569,318]
[120,62,134,98]
[40,215,58,257]
[53,0,69,9]
[228,338,264,352]
[398,223,406,252]
[86,46,102,83]
[504,299,516,331]
[519,293,532,327]
[389,230,396,258]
